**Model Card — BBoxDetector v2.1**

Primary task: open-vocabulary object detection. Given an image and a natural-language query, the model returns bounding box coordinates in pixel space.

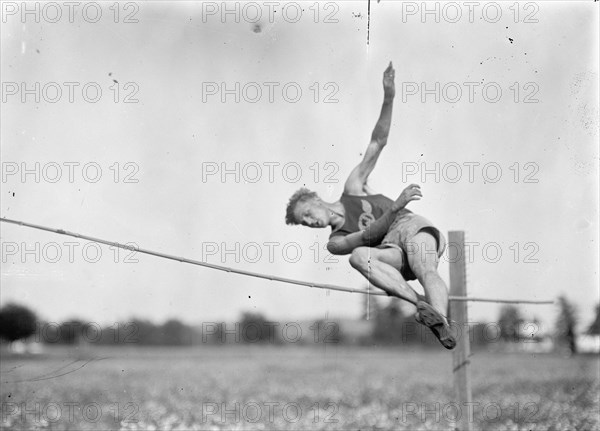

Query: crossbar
[0,217,553,304]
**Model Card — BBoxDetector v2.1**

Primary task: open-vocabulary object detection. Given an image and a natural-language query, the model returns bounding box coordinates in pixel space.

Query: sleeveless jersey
[329,193,408,239]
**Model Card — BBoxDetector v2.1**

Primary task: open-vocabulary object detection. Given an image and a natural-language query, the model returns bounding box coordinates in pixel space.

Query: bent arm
[327,210,395,255]
[327,232,365,255]
[327,184,422,255]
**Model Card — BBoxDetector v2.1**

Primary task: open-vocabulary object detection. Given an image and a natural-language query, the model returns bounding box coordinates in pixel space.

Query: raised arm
[344,62,396,195]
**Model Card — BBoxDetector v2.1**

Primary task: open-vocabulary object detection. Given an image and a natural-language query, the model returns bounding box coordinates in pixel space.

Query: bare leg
[351,242,455,349]
[406,231,449,321]
[349,246,425,305]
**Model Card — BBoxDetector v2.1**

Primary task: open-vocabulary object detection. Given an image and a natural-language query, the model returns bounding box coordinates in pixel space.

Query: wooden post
[448,231,473,431]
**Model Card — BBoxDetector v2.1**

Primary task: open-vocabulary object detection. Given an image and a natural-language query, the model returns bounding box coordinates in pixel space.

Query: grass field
[1,346,598,430]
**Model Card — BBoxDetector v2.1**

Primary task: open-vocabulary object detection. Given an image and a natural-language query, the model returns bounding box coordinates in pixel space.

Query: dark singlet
[329,193,411,239]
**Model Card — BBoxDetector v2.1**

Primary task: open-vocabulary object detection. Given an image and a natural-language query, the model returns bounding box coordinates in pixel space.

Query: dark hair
[285,188,319,225]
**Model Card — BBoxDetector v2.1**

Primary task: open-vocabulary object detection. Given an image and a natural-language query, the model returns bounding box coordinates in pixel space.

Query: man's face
[293,199,329,228]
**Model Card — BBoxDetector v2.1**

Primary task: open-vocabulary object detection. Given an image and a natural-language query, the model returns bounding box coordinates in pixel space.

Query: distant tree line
[0,295,597,353]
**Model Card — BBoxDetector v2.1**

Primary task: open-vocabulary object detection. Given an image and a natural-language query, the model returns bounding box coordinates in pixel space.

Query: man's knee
[349,247,371,271]
[408,232,440,268]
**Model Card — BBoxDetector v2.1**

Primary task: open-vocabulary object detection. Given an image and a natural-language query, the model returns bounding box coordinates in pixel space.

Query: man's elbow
[327,241,349,256]
[370,131,388,147]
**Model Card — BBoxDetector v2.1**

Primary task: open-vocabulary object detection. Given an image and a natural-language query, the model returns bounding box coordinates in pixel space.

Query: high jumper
[285,62,456,349]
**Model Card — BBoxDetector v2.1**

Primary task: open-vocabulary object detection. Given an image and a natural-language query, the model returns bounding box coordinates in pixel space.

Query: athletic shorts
[375,212,446,281]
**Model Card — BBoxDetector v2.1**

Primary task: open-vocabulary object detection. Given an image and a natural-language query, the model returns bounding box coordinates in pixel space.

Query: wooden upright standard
[448,231,473,431]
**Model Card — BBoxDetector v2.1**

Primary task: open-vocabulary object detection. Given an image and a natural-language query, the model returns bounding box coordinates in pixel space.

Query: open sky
[1,1,598,333]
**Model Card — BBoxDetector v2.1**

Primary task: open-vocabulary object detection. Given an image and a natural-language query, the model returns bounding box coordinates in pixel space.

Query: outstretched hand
[391,184,421,212]
[383,61,395,100]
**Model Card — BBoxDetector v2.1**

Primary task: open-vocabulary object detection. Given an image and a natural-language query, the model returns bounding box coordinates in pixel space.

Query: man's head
[285,188,329,228]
